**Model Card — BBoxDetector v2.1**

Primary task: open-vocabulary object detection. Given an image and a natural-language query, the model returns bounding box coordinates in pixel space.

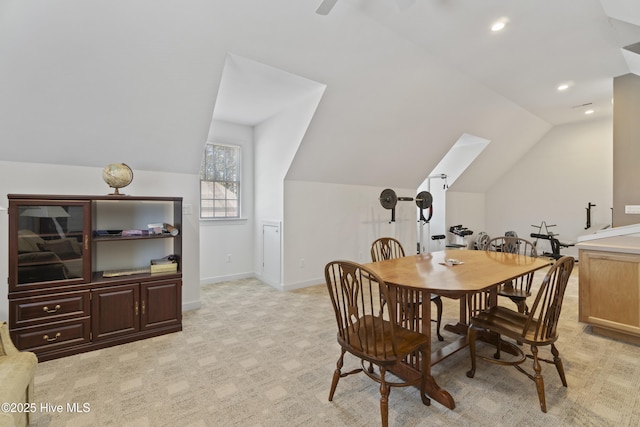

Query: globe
[102,163,134,195]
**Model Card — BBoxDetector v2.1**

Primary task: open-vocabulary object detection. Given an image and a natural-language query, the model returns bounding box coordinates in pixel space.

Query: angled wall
[254,89,325,287]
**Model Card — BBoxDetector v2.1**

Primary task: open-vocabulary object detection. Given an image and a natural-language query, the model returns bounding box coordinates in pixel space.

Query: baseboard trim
[182,300,202,312]
[200,273,323,292]
[281,278,324,291]
[200,272,254,286]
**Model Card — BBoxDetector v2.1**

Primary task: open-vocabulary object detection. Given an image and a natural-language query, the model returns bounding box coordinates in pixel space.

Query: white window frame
[200,143,241,219]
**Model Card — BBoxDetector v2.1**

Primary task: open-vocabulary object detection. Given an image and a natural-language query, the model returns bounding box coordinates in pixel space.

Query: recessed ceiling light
[557,84,569,91]
[491,17,509,32]
[585,109,594,115]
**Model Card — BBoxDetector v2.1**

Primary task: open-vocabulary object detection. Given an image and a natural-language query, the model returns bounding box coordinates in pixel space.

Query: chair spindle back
[325,261,399,359]
[371,237,405,262]
[522,256,574,341]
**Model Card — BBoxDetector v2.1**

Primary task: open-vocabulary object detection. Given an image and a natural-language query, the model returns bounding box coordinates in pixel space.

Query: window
[200,143,241,218]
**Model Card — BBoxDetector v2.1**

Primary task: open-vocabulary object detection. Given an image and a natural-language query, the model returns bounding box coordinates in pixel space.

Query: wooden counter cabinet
[579,249,640,344]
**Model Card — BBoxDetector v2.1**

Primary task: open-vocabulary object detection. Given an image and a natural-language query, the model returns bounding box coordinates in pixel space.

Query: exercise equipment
[416,190,433,222]
[530,221,575,260]
[419,173,448,253]
[448,224,474,248]
[379,188,432,223]
[585,202,596,229]
[474,232,490,250]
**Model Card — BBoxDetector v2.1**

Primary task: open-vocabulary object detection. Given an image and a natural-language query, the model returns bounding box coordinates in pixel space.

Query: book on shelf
[122,229,149,237]
[148,223,165,235]
[150,258,178,273]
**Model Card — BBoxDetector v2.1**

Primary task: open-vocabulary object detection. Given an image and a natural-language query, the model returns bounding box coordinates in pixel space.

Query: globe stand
[102,163,133,196]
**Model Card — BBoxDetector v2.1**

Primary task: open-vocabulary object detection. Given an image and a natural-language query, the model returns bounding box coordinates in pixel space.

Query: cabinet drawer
[12,317,91,352]
[10,291,90,328]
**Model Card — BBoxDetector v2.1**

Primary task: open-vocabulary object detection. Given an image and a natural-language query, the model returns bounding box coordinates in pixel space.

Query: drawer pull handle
[43,333,61,342]
[43,304,61,313]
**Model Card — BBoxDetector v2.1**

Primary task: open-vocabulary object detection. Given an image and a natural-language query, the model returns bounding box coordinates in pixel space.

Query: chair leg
[513,299,526,345]
[379,367,390,427]
[433,296,444,341]
[494,332,502,359]
[551,344,567,387]
[466,325,478,378]
[329,349,345,401]
[531,345,547,413]
[419,349,431,406]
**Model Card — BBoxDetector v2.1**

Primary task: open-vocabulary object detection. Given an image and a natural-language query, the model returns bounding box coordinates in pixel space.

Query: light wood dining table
[363,249,551,409]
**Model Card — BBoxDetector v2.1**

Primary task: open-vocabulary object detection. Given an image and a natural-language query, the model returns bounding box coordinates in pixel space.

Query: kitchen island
[577,235,640,345]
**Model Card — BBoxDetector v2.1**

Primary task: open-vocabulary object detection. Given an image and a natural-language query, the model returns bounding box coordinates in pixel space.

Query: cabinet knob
[43,332,61,342]
[42,304,61,313]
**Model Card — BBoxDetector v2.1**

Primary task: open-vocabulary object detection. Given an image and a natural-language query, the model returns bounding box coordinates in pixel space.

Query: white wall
[483,117,613,258]
[282,181,417,290]
[253,89,325,284]
[199,120,255,284]
[0,161,201,321]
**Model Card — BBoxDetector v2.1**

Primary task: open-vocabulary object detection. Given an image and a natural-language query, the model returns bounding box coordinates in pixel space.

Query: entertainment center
[7,194,183,361]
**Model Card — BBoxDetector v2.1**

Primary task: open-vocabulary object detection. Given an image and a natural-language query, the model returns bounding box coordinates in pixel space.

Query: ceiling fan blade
[395,0,416,10]
[316,0,338,15]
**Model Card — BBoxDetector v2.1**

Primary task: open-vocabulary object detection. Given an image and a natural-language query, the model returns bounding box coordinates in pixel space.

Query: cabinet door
[92,284,140,340]
[9,199,91,291]
[579,250,640,337]
[141,279,182,330]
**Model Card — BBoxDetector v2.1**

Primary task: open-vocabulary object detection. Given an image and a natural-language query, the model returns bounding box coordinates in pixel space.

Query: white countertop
[577,223,640,242]
[576,235,640,254]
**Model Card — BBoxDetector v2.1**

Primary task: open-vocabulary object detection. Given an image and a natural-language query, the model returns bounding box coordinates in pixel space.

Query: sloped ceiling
[1,1,640,192]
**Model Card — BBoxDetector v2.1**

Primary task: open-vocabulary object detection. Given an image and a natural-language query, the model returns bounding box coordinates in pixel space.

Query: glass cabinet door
[9,199,91,290]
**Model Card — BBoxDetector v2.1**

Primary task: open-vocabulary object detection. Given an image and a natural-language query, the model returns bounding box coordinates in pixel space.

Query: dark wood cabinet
[7,194,183,361]
[141,279,182,330]
[91,283,140,340]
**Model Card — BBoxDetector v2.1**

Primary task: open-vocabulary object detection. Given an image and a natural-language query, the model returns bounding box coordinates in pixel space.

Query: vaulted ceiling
[1,1,639,192]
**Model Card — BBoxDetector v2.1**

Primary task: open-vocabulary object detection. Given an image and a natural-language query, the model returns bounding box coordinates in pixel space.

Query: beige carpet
[30,266,640,426]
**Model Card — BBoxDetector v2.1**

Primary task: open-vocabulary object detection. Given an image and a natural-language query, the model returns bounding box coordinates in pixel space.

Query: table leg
[389,286,457,409]
[444,296,470,335]
[420,290,456,409]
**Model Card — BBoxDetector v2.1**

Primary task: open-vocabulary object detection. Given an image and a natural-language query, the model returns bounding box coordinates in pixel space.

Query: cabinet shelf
[92,270,181,283]
[93,233,177,242]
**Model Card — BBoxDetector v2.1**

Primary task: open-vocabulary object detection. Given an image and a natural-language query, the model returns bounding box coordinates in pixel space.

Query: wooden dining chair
[325,260,431,427]
[466,256,575,413]
[485,236,538,314]
[371,237,443,341]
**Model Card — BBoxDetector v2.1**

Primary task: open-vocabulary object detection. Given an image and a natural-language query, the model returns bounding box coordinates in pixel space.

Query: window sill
[199,217,248,224]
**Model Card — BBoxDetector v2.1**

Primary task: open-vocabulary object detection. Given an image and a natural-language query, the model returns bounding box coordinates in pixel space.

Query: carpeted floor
[29,266,640,426]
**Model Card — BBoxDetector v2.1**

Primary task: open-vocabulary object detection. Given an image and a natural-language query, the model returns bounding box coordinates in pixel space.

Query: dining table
[363,248,551,409]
